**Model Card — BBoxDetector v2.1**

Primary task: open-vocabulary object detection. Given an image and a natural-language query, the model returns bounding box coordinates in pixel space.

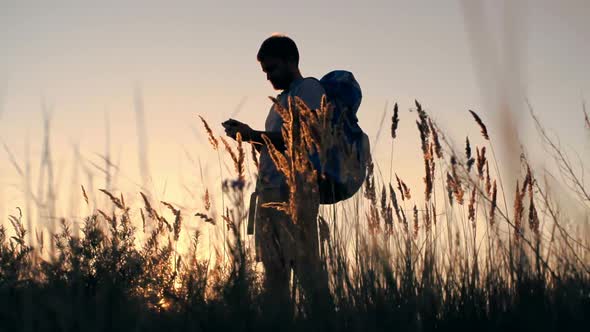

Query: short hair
[257,35,299,65]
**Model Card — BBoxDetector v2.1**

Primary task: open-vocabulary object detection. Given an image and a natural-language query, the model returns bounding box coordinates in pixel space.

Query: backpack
[303,71,371,204]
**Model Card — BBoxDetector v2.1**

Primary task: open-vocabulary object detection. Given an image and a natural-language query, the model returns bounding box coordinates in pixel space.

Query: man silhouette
[222,34,332,321]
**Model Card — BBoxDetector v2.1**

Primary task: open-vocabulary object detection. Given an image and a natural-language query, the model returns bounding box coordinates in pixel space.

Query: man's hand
[222,118,253,141]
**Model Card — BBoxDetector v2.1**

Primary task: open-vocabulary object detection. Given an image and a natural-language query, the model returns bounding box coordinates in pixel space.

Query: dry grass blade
[424,202,431,233]
[415,101,430,155]
[260,202,289,214]
[99,189,124,209]
[429,143,436,183]
[514,180,524,242]
[528,190,539,236]
[466,137,475,172]
[413,204,419,239]
[220,133,245,184]
[140,192,153,215]
[402,179,411,200]
[35,229,44,253]
[476,146,486,179]
[250,144,259,169]
[446,172,455,205]
[431,202,437,226]
[198,115,219,150]
[81,185,89,205]
[1,138,24,177]
[203,188,211,211]
[468,185,476,226]
[268,96,292,124]
[380,185,394,233]
[485,160,491,196]
[235,133,245,182]
[450,156,464,204]
[522,162,533,197]
[162,201,182,241]
[8,208,26,245]
[364,162,380,235]
[583,100,590,129]
[468,109,489,140]
[490,180,497,226]
[391,102,399,139]
[220,137,238,165]
[260,134,289,182]
[140,208,146,233]
[195,212,215,225]
[389,183,402,224]
[364,160,376,203]
[424,156,433,202]
[428,118,443,158]
[140,192,168,232]
[222,208,235,233]
[396,174,405,201]
[97,209,113,224]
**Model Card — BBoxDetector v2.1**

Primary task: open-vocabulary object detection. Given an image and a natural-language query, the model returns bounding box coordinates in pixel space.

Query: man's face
[260,56,292,90]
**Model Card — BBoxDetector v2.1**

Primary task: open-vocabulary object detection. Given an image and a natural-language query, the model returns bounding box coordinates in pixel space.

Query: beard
[270,73,292,90]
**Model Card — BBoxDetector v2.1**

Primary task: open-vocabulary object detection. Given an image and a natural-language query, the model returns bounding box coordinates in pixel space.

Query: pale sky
[1,0,589,236]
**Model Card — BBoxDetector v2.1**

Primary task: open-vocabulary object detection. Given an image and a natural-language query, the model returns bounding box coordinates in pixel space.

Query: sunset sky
[1,0,589,237]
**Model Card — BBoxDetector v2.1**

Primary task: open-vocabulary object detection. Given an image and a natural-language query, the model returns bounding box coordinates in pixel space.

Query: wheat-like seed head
[450,156,464,204]
[424,156,433,202]
[413,204,419,239]
[485,160,491,196]
[514,181,524,242]
[81,185,89,205]
[391,102,399,139]
[490,180,497,226]
[528,190,539,236]
[429,143,436,181]
[476,147,486,180]
[468,186,476,228]
[428,118,443,158]
[99,189,124,210]
[198,115,219,150]
[161,201,182,241]
[250,144,259,169]
[194,212,215,225]
[466,137,475,172]
[203,188,211,211]
[140,208,146,233]
[389,183,402,225]
[431,202,437,227]
[446,172,455,206]
[468,110,489,140]
[380,185,394,233]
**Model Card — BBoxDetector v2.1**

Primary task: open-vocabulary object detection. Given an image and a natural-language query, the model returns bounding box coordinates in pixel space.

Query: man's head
[257,35,300,90]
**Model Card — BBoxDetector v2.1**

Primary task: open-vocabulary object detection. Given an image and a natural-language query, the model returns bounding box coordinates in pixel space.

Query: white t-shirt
[257,77,325,192]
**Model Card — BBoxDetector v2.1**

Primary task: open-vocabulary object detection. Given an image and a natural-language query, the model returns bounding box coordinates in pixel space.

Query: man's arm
[222,119,286,152]
[248,130,285,152]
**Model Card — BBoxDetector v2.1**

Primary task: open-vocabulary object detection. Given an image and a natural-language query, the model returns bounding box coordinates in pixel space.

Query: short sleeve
[291,78,325,111]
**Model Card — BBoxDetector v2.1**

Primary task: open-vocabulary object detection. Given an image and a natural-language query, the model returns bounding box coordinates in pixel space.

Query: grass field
[0,98,588,332]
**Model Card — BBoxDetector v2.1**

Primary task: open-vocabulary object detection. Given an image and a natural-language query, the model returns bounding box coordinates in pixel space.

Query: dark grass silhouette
[1,100,589,332]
